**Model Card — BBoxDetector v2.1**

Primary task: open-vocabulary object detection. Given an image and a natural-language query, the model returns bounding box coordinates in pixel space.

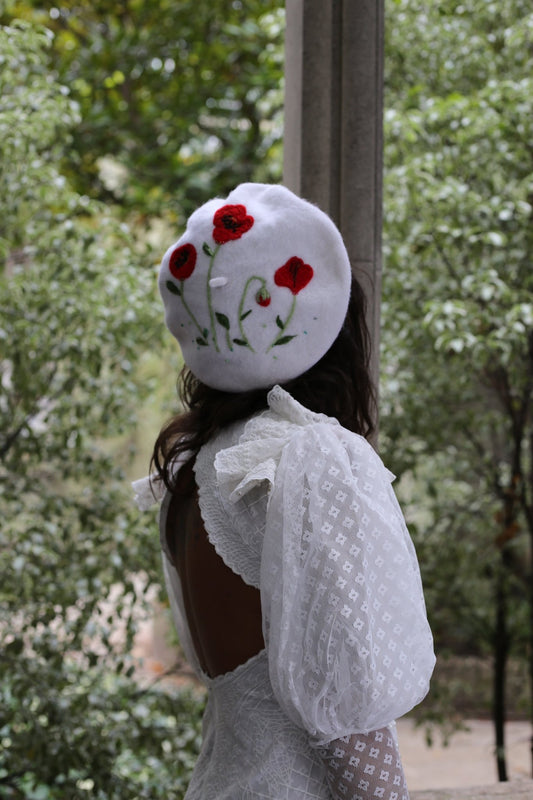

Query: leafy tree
[0,20,204,798]
[0,2,286,793]
[382,0,533,780]
[1,0,285,220]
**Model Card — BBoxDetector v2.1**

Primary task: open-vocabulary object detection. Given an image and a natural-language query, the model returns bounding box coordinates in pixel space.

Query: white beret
[158,183,351,392]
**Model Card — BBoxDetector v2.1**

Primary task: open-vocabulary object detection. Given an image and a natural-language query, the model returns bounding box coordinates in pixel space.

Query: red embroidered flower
[274,257,313,295]
[213,204,254,244]
[169,243,197,280]
[255,287,271,307]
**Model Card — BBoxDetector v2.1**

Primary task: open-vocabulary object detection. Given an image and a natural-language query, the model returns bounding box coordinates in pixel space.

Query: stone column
[283,0,384,404]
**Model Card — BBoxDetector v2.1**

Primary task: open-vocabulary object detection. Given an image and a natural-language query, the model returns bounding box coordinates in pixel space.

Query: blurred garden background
[1,1,532,797]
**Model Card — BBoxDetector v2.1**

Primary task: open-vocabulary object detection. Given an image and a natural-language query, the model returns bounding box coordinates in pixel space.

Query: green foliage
[1,2,286,791]
[1,0,285,219]
[0,19,203,796]
[1,659,204,799]
[382,0,533,740]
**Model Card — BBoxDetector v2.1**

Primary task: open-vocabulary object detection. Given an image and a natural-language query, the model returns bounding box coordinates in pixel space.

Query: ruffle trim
[132,451,192,511]
[195,385,339,588]
[194,385,395,590]
[213,385,342,503]
[214,385,394,507]
[194,421,263,588]
[132,474,165,510]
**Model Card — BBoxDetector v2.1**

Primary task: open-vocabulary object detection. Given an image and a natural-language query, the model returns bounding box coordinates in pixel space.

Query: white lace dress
[134,386,435,799]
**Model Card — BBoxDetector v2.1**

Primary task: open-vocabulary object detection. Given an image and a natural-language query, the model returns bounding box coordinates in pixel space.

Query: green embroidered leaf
[202,242,214,257]
[166,280,181,296]
[215,312,230,329]
[276,315,284,329]
[273,335,297,346]
[240,309,252,321]
[233,338,248,347]
[203,328,209,338]
[196,337,208,347]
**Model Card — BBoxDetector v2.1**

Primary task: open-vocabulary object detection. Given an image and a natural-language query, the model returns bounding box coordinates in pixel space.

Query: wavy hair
[152,275,376,493]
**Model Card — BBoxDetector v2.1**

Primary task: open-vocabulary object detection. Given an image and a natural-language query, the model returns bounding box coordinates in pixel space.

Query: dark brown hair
[152,275,376,493]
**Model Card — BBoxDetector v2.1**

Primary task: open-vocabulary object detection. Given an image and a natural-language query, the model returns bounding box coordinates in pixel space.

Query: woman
[134,183,435,799]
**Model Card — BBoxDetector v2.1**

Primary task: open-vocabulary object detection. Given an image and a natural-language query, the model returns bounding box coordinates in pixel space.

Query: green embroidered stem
[206,243,221,351]
[237,276,267,352]
[268,294,296,350]
[180,281,205,340]
[214,312,233,351]
[224,326,232,351]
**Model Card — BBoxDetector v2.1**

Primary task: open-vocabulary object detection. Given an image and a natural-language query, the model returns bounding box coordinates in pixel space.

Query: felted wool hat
[158,183,352,392]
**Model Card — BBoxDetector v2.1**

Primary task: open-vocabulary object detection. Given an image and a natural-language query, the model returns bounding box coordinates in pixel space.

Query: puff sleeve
[259,422,435,746]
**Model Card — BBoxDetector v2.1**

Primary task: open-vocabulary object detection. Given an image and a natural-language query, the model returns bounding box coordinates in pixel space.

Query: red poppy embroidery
[274,256,313,295]
[213,204,254,244]
[255,287,271,307]
[169,243,197,280]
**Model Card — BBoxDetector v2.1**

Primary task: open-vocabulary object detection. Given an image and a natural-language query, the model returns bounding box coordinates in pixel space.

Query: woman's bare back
[164,461,264,679]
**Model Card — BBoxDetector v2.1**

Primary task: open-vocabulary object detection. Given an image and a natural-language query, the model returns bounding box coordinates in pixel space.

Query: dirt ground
[397,718,531,791]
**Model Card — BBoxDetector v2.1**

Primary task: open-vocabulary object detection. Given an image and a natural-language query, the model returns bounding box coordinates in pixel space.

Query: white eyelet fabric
[194,386,435,742]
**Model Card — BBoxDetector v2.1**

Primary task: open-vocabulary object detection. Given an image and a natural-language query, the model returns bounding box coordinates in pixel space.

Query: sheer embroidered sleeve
[317,726,410,800]
[259,417,435,746]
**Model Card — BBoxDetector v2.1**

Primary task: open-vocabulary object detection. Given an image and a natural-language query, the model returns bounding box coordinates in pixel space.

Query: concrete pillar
[283,0,384,404]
